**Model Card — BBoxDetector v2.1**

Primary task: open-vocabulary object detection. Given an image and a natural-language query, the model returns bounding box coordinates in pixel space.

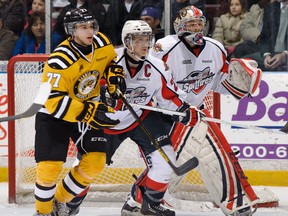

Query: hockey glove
[76,101,119,130]
[172,102,203,127]
[105,65,126,99]
[222,58,262,100]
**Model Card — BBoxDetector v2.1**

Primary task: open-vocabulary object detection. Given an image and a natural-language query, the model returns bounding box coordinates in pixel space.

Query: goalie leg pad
[170,109,259,215]
[35,161,63,214]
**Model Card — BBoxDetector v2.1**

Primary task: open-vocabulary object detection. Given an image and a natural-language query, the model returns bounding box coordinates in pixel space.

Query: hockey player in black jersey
[32,8,126,216]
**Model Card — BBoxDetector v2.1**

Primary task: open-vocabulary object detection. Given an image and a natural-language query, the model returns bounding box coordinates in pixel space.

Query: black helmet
[64,8,99,36]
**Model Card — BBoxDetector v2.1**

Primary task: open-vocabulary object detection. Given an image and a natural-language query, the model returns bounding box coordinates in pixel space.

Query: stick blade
[0,82,51,122]
[33,82,52,105]
[174,157,199,176]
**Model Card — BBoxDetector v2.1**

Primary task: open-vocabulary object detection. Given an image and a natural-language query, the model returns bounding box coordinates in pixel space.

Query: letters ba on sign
[221,73,288,160]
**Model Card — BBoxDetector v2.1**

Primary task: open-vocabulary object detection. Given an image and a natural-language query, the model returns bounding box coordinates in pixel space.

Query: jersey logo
[153,43,164,52]
[74,70,100,99]
[176,67,214,94]
[126,87,150,104]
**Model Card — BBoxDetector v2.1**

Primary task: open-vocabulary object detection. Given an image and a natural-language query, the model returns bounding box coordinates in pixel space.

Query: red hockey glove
[105,65,126,99]
[172,102,203,127]
[76,101,119,129]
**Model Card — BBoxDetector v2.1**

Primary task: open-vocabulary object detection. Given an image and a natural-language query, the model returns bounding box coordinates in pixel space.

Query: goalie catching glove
[76,101,119,129]
[222,58,262,100]
[105,65,126,99]
[172,102,203,127]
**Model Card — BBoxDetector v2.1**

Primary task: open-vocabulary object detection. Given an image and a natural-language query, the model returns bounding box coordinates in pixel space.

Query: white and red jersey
[150,35,230,107]
[105,47,187,133]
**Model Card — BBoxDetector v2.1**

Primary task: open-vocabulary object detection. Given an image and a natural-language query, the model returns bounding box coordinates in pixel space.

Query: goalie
[147,5,263,216]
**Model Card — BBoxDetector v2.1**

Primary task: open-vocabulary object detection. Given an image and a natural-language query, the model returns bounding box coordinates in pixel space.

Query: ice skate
[141,198,175,216]
[54,199,79,216]
[121,194,142,216]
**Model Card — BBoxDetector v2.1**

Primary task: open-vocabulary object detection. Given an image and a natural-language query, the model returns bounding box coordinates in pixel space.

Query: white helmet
[121,20,154,57]
[174,6,206,45]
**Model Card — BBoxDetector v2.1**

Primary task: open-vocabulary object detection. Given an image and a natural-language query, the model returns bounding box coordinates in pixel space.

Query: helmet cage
[174,6,206,45]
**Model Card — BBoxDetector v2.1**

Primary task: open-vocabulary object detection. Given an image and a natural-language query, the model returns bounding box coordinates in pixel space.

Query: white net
[8,54,218,204]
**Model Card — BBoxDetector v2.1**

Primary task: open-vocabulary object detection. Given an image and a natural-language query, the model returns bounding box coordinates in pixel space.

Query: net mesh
[8,55,216,203]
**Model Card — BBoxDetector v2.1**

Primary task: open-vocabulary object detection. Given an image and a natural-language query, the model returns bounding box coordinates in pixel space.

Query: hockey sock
[143,177,168,205]
[55,152,106,203]
[35,161,63,214]
[66,187,89,211]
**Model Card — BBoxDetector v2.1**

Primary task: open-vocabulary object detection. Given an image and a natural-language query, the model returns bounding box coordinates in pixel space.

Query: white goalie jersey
[150,35,230,107]
[151,35,266,215]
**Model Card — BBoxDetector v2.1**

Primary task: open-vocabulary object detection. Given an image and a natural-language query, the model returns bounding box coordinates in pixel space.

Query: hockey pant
[169,109,259,215]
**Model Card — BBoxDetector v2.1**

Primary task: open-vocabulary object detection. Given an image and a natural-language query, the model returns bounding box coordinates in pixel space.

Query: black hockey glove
[171,102,203,127]
[105,65,126,99]
[76,101,119,130]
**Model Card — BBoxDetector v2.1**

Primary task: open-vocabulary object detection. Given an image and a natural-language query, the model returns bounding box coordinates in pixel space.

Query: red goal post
[7,54,220,204]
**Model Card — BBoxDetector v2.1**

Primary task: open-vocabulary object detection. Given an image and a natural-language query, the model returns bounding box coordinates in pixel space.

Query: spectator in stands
[0,10,18,60]
[24,0,45,29]
[0,0,25,36]
[11,11,46,56]
[52,0,69,22]
[212,0,248,58]
[232,0,271,58]
[140,6,164,41]
[53,0,107,45]
[257,0,288,71]
[104,0,142,46]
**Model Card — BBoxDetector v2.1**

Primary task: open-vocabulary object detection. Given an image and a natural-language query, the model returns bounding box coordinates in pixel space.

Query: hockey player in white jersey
[64,20,203,216]
[106,20,205,216]
[149,5,262,216]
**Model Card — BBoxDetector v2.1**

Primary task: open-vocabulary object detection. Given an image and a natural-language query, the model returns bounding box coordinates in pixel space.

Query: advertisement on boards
[0,61,8,158]
[0,63,287,162]
[221,72,288,160]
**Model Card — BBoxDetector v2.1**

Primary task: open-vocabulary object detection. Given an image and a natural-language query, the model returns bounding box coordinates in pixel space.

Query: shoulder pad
[93,32,112,48]
[48,44,80,69]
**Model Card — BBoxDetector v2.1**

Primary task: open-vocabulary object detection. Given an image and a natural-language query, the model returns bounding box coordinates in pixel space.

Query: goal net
[7,54,220,204]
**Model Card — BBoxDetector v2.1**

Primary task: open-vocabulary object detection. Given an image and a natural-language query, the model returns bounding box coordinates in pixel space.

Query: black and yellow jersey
[41,32,116,122]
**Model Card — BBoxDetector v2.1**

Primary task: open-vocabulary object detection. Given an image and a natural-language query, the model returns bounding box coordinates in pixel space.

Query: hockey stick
[117,90,199,176]
[130,103,287,135]
[280,122,288,133]
[0,82,51,122]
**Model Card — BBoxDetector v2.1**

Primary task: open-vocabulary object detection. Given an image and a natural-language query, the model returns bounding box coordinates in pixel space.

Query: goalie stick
[0,82,51,122]
[116,89,199,176]
[130,103,288,135]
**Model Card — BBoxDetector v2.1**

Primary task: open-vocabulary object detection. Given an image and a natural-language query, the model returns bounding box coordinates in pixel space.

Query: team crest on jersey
[153,43,164,52]
[126,87,150,103]
[176,67,214,94]
[74,70,100,99]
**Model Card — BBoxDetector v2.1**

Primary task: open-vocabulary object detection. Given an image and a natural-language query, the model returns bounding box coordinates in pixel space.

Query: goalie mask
[174,5,206,45]
[64,8,99,37]
[121,20,154,61]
